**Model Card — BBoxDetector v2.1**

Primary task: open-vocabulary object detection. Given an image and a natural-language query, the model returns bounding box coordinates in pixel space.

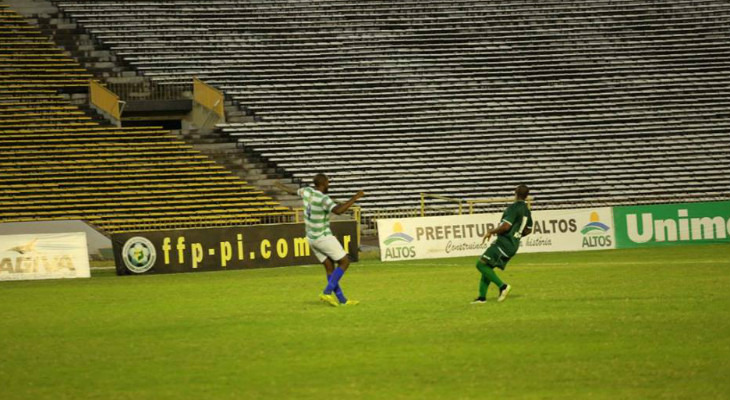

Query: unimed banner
[377,207,615,261]
[0,232,90,281]
[112,221,358,274]
[613,200,730,248]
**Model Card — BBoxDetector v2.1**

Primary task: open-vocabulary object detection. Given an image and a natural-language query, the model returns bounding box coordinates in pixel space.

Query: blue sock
[334,288,347,303]
[324,267,345,294]
[326,273,347,303]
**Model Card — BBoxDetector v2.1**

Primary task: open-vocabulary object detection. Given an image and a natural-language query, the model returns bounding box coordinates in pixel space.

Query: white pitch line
[519,260,728,266]
[436,259,728,268]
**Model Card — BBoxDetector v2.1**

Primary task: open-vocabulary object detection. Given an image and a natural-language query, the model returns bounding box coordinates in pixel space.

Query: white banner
[377,207,615,261]
[0,233,90,281]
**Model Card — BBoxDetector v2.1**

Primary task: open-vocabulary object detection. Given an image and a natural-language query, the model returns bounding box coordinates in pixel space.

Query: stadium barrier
[419,193,463,216]
[112,221,358,275]
[466,197,533,214]
[613,200,730,248]
[193,77,225,120]
[419,194,534,217]
[105,80,191,101]
[369,195,535,235]
[0,232,90,281]
[377,207,614,261]
[377,200,730,261]
[89,80,125,126]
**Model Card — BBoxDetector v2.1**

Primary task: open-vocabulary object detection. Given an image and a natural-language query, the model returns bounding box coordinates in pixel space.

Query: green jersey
[297,186,337,240]
[495,200,533,256]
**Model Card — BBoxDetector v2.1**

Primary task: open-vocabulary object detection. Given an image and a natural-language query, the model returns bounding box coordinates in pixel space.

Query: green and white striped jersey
[297,186,337,240]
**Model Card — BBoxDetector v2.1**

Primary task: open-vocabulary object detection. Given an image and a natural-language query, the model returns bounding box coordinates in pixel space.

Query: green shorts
[480,242,512,270]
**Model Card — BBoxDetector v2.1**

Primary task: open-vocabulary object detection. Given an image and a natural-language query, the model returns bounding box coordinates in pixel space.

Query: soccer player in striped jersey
[276,174,364,307]
[472,185,533,304]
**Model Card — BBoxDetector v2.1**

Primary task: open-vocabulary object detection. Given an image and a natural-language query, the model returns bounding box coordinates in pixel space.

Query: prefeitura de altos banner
[0,232,90,281]
[112,221,358,274]
[377,207,615,261]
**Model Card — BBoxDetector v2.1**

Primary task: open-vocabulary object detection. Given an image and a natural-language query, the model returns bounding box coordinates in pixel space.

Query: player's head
[515,184,529,200]
[313,173,329,193]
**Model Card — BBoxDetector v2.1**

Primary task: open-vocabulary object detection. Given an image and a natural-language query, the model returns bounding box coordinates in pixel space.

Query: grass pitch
[1,244,729,399]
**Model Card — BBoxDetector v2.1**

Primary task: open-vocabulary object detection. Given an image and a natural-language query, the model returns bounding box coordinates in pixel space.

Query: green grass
[2,244,729,399]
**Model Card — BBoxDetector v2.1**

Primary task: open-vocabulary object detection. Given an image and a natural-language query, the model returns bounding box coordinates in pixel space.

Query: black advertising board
[112,221,358,275]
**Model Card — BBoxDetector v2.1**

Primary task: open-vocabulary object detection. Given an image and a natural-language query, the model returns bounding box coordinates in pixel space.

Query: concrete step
[247,178,280,187]
[85,65,124,74]
[89,50,112,58]
[116,71,138,78]
[241,162,271,172]
[242,172,269,181]
[87,61,118,70]
[182,134,235,144]
[69,50,112,60]
[189,142,239,152]
[55,22,77,29]
[76,45,100,52]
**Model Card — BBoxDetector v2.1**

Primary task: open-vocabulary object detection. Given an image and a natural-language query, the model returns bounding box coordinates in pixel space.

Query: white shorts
[309,235,348,263]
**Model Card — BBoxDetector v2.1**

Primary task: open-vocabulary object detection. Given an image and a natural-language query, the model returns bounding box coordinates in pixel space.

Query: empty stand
[0,4,292,234]
[52,0,730,214]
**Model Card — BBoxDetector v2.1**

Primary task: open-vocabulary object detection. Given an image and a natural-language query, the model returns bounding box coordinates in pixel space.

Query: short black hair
[313,173,328,187]
[516,184,529,200]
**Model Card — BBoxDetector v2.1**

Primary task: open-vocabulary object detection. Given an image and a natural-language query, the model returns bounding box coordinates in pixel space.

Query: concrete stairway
[174,128,301,209]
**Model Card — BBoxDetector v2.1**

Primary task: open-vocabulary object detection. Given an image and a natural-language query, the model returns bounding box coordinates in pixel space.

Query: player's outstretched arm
[332,190,365,215]
[274,180,299,196]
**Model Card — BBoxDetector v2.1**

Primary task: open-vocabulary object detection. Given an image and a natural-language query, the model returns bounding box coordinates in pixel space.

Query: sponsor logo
[581,213,610,235]
[122,237,156,273]
[532,219,577,234]
[581,212,613,248]
[114,222,358,273]
[0,237,77,277]
[384,222,414,245]
[626,209,730,243]
[6,238,38,254]
[382,222,416,260]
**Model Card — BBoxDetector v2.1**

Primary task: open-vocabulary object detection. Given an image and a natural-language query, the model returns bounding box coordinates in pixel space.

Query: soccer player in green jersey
[472,184,533,304]
[276,174,364,307]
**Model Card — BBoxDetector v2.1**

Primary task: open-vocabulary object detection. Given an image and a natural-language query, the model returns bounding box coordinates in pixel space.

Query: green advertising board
[613,201,730,248]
